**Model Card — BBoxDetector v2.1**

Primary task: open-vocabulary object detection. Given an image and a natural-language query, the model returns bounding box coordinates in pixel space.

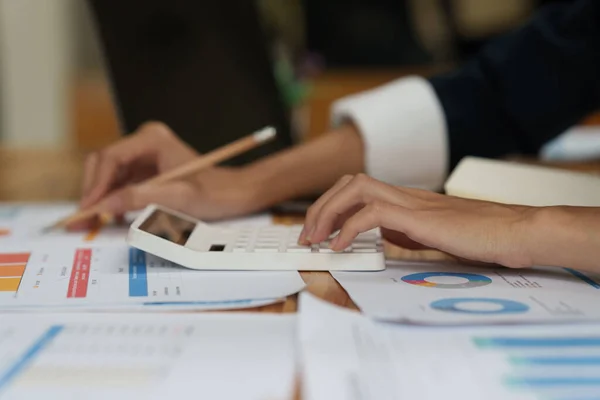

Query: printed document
[332,260,600,324]
[0,312,296,400]
[299,292,600,400]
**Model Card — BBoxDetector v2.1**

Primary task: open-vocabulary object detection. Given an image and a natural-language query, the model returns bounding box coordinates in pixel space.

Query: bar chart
[0,253,30,293]
[471,331,600,399]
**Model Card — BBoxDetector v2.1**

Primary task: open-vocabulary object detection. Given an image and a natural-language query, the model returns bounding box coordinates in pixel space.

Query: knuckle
[173,183,195,200]
[178,185,199,212]
[84,152,98,166]
[342,220,360,237]
[349,174,372,200]
[369,201,386,215]
[305,205,318,221]
[97,148,115,165]
[339,174,354,184]
[354,173,371,185]
[138,121,174,140]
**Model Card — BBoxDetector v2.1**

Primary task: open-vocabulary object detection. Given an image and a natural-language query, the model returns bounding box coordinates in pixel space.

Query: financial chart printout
[300,293,600,400]
[0,313,296,400]
[0,244,305,311]
[333,260,600,324]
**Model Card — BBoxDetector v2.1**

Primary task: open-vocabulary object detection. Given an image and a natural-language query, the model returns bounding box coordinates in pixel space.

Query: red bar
[67,249,91,298]
[0,253,29,265]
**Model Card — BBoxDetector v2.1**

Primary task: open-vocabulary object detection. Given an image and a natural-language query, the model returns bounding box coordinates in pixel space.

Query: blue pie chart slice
[401,272,492,289]
[430,298,530,315]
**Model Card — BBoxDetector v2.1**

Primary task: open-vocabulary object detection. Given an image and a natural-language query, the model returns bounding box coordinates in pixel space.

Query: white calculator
[127,204,385,271]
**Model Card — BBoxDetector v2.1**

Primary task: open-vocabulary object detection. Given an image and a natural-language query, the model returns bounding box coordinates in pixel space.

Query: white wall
[0,0,73,147]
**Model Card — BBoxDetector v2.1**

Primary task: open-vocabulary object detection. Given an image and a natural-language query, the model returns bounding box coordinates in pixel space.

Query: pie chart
[430,297,530,315]
[401,272,492,289]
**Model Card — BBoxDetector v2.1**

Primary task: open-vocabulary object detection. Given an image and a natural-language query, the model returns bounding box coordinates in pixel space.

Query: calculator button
[255,241,279,245]
[260,228,286,235]
[258,235,280,241]
[254,243,279,249]
[285,247,311,253]
[254,248,279,253]
[354,239,376,244]
[353,248,377,253]
[355,233,376,239]
[317,248,336,253]
[352,242,376,249]
[257,235,279,240]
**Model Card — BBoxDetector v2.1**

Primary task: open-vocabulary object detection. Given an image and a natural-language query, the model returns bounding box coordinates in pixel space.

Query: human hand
[299,174,539,269]
[73,122,261,229]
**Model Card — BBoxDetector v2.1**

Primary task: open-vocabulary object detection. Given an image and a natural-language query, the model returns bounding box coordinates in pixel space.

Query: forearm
[242,124,364,210]
[526,206,600,273]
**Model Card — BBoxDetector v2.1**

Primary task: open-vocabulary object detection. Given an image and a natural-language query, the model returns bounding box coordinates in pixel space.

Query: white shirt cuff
[331,76,448,191]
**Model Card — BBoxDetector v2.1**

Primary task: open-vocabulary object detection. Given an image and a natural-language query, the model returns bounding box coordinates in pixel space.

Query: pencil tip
[40,224,58,234]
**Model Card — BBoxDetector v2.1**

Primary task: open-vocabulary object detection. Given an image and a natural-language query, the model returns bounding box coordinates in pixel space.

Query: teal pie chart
[430,298,530,315]
[401,272,492,289]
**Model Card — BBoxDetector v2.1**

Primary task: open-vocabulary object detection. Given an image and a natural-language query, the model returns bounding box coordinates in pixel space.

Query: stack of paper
[299,292,600,400]
[0,203,304,312]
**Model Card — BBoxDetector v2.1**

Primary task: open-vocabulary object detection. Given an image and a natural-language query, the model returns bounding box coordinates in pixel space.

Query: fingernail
[329,236,339,249]
[305,226,316,243]
[298,227,307,244]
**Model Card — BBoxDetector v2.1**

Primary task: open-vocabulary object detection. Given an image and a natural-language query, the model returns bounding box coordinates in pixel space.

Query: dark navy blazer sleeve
[429,0,600,168]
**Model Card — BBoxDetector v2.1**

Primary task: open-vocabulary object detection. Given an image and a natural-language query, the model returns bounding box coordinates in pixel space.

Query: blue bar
[0,207,19,219]
[0,325,63,391]
[143,298,276,306]
[564,268,600,289]
[475,337,600,348]
[511,356,600,366]
[552,398,600,400]
[128,248,148,297]
[506,377,600,387]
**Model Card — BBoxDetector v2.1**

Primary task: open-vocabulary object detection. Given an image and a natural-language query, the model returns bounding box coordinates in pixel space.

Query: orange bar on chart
[0,265,26,278]
[0,229,10,237]
[0,253,30,265]
[0,277,21,292]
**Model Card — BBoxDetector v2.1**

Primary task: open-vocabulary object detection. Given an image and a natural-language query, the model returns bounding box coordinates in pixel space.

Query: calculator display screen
[139,209,196,245]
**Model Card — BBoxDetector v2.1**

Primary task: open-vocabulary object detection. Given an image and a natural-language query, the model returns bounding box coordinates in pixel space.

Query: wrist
[234,165,274,214]
[521,206,576,268]
[239,125,365,212]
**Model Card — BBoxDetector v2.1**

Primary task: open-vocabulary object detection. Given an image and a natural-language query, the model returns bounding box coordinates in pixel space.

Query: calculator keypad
[225,226,381,254]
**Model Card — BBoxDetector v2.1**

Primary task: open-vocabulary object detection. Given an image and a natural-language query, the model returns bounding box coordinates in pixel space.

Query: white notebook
[444,156,600,206]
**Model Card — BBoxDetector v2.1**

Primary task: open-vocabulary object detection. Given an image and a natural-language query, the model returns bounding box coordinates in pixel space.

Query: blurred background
[0,0,598,154]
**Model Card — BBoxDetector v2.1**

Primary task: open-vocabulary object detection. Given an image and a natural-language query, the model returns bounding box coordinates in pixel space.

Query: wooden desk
[2,148,600,315]
[0,147,462,314]
[2,147,600,399]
